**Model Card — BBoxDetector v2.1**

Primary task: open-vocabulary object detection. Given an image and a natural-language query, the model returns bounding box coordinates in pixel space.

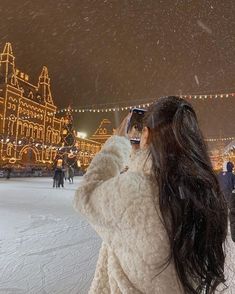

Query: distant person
[68,165,74,183]
[74,96,235,293]
[218,161,235,243]
[53,168,59,188]
[58,167,64,188]
[53,158,65,188]
[64,165,68,181]
[230,188,235,242]
[218,161,235,206]
[5,166,12,179]
[53,167,64,188]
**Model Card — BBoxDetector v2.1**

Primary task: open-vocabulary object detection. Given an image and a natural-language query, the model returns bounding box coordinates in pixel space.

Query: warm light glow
[0,42,102,169]
[77,131,87,139]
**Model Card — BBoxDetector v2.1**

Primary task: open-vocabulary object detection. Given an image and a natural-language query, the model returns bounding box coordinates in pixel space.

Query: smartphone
[127,108,146,144]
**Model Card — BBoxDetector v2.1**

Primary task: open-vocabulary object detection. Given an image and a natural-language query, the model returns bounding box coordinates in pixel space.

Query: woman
[74,96,235,293]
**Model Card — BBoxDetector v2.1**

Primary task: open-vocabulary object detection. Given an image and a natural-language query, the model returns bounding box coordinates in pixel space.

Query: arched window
[23,123,28,136]
[56,132,61,144]
[29,125,34,138]
[34,126,39,138]
[46,127,52,143]
[39,127,43,139]
[52,132,56,144]
[6,143,13,156]
[0,115,3,132]
[7,120,14,135]
[17,121,23,135]
[28,91,34,100]
[45,148,50,160]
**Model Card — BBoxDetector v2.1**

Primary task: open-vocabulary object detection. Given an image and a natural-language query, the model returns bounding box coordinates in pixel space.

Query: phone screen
[127,108,146,132]
[127,108,146,143]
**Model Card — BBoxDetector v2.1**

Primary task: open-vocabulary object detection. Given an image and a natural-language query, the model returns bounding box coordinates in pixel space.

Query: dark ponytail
[145,96,228,293]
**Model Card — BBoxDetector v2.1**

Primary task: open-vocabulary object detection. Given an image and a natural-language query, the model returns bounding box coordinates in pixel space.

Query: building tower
[38,66,53,104]
[0,42,18,87]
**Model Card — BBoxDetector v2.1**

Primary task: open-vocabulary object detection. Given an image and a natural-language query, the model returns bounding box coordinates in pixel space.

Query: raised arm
[73,135,131,228]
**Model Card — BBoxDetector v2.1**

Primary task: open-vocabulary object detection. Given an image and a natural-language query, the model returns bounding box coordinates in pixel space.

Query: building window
[23,123,28,136]
[46,127,52,143]
[6,143,13,156]
[29,125,33,138]
[34,126,39,138]
[17,121,22,135]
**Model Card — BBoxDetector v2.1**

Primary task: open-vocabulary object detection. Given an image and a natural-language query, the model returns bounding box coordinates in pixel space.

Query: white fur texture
[74,136,235,293]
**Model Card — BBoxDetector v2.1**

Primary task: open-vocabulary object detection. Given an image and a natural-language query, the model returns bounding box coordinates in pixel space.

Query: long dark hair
[144,96,228,293]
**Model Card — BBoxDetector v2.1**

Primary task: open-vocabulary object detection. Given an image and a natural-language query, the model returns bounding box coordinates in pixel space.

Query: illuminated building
[0,42,101,168]
[90,118,114,144]
[76,137,102,169]
[223,140,235,166]
[58,106,102,170]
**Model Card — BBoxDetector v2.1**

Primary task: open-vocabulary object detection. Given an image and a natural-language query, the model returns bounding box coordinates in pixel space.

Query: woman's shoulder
[116,170,157,201]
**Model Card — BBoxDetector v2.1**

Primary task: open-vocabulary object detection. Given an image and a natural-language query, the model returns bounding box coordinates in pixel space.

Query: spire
[40,66,49,81]
[2,43,13,55]
[38,66,50,86]
[38,66,54,104]
[0,42,18,86]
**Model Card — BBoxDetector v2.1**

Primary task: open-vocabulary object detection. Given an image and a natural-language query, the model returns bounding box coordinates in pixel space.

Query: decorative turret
[91,118,114,144]
[38,66,54,104]
[0,42,18,86]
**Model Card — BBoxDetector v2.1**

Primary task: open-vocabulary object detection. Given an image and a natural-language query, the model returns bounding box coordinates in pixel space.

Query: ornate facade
[0,43,101,168]
[76,137,102,168]
[90,118,113,144]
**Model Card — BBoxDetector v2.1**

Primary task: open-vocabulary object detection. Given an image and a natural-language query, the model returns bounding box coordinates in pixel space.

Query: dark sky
[0,0,235,136]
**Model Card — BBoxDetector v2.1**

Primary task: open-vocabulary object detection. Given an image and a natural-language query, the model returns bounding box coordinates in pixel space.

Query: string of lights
[205,136,235,142]
[1,134,235,145]
[0,91,233,119]
[0,136,96,156]
[56,91,235,114]
[1,91,235,145]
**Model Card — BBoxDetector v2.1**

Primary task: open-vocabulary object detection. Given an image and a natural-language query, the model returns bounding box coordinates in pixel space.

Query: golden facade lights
[0,42,102,168]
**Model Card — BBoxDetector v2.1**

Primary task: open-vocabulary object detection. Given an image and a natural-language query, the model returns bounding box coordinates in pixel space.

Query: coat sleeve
[73,135,132,229]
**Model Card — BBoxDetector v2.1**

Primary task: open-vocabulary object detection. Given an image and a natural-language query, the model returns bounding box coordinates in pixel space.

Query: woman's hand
[114,114,140,150]
[114,114,131,137]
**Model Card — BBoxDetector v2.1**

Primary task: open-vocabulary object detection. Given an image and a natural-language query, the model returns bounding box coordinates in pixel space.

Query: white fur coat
[74,136,235,294]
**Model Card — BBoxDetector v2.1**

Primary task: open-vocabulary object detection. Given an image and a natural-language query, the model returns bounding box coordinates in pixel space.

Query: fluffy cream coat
[74,136,235,294]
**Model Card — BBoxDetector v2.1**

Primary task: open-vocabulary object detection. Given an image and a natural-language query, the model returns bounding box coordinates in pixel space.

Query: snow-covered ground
[0,177,101,294]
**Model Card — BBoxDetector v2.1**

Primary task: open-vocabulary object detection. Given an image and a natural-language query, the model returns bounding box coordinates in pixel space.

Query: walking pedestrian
[68,165,74,183]
[218,161,235,242]
[218,161,235,206]
[5,166,11,179]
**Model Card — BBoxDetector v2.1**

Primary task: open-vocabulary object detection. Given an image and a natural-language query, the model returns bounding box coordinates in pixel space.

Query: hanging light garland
[1,92,234,145]
[205,136,235,142]
[0,91,233,118]
[56,92,235,114]
[56,103,152,114]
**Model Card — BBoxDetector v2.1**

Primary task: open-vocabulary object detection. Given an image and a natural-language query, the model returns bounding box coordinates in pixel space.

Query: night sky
[0,0,235,136]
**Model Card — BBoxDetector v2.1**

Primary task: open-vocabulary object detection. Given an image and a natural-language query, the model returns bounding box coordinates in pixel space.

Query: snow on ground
[0,177,101,294]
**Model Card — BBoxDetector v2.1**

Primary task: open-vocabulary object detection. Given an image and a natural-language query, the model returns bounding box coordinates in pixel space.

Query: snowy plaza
[0,177,101,294]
